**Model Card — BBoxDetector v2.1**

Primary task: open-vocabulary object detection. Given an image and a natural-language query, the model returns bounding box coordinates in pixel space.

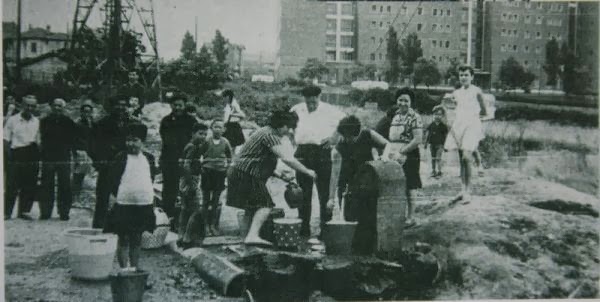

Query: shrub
[365,88,395,111]
[412,90,440,114]
[348,89,366,107]
[495,106,598,128]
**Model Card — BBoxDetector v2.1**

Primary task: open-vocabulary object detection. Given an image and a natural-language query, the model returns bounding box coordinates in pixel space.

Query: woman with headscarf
[227,108,316,246]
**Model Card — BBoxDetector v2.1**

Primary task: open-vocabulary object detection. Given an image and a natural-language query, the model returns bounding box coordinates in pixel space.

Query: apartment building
[483,1,570,89]
[573,1,599,93]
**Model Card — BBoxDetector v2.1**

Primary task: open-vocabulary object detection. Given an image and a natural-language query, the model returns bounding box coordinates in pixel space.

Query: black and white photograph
[2,0,599,301]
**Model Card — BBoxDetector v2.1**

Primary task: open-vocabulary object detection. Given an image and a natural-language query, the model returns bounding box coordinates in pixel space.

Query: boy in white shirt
[444,66,487,204]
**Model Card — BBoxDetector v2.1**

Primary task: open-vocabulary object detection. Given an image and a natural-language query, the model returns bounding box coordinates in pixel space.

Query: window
[524,60,528,66]
[501,44,506,52]
[341,36,353,48]
[387,21,391,28]
[341,3,353,15]
[446,41,450,48]
[447,9,451,16]
[30,42,37,53]
[557,20,562,26]
[326,51,336,61]
[524,46,529,53]
[432,24,437,31]
[370,53,376,61]
[557,34,562,40]
[536,31,541,39]
[327,20,336,31]
[327,3,337,15]
[380,6,383,13]
[525,2,531,9]
[513,45,517,51]
[380,21,383,28]
[417,23,423,31]
[446,25,451,32]
[432,40,437,48]
[525,15,530,23]
[417,7,422,15]
[341,52,353,61]
[326,35,336,47]
[513,29,518,37]
[502,13,507,21]
[439,9,443,16]
[433,9,437,16]
[439,56,443,63]
[387,6,391,13]
[379,53,383,60]
[558,4,563,12]
[536,16,543,25]
[525,31,530,39]
[501,28,506,36]
[535,46,541,54]
[537,3,543,9]
[372,5,376,12]
[371,36,376,43]
[370,21,377,29]
[341,20,353,32]
[513,14,518,22]
[379,37,384,44]
[461,24,467,34]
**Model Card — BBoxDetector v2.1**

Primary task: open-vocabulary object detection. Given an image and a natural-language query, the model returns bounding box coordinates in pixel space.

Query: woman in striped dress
[227,109,316,246]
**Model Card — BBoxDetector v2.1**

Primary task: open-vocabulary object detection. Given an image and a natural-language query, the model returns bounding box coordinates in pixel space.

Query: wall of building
[5,39,66,60]
[21,56,67,83]
[275,0,327,80]
[575,2,599,93]
[484,1,569,89]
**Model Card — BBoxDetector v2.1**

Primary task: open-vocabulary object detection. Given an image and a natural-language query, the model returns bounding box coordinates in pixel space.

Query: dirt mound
[403,169,599,299]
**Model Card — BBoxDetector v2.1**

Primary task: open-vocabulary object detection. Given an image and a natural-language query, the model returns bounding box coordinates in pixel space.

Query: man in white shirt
[291,85,346,237]
[4,95,41,220]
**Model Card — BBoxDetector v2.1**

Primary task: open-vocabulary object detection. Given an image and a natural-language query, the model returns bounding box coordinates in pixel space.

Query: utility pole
[15,0,22,83]
[194,16,198,52]
[107,0,122,91]
[467,0,473,66]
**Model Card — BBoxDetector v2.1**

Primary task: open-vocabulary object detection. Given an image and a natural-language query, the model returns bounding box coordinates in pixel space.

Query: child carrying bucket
[104,123,157,272]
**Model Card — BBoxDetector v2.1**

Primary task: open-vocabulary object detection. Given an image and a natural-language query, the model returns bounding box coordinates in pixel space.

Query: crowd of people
[3,65,488,270]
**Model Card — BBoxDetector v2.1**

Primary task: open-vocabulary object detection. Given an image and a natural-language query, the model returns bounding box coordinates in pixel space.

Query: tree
[560,43,590,95]
[385,27,401,84]
[212,30,229,65]
[298,58,328,81]
[351,63,377,80]
[180,31,196,60]
[398,32,423,84]
[543,38,561,86]
[445,57,461,88]
[413,58,441,89]
[498,57,535,92]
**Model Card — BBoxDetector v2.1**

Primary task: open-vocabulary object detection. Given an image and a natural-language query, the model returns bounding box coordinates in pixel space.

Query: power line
[373,0,424,54]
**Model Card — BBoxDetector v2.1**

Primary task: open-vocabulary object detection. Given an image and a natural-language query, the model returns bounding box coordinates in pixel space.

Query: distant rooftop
[3,22,68,41]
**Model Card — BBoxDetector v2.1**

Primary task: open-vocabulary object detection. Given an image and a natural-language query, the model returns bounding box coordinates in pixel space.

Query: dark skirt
[226,167,274,210]
[223,122,245,148]
[403,149,422,191]
[104,204,156,235]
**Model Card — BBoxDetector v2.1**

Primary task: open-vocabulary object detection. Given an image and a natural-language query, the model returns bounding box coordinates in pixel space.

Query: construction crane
[68,0,162,102]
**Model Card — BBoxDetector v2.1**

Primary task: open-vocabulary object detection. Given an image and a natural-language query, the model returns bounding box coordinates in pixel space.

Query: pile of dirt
[403,168,599,299]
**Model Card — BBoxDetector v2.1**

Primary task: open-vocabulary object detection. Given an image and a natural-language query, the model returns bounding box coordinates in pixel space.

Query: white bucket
[64,228,117,280]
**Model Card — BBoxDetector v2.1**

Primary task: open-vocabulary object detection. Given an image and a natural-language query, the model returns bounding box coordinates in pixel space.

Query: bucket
[191,248,246,296]
[110,270,149,302]
[273,218,302,250]
[322,221,358,255]
[64,228,117,280]
[259,208,285,243]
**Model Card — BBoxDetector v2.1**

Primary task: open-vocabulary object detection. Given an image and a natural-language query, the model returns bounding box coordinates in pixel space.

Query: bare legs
[243,208,273,246]
[459,150,474,203]
[117,232,142,269]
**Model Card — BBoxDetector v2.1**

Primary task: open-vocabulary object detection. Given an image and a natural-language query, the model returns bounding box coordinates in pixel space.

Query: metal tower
[69,0,162,101]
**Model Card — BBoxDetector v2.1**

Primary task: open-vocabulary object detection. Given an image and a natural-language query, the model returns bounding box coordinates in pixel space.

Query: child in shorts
[425,106,448,178]
[201,119,233,236]
[104,123,157,271]
[178,123,209,249]
[444,65,487,203]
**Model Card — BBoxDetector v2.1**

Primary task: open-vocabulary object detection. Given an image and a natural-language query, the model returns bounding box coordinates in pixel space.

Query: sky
[2,0,280,61]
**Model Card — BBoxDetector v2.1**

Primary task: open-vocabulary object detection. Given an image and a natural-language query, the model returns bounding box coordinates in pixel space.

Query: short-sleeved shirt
[291,101,345,145]
[453,85,483,121]
[224,99,244,123]
[336,129,384,186]
[231,127,282,180]
[388,108,423,144]
[3,113,40,149]
[203,137,233,172]
[426,121,449,145]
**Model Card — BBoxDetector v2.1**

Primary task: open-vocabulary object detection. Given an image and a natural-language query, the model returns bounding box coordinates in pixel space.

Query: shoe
[430,171,437,177]
[18,214,33,221]
[436,171,443,178]
[39,215,51,220]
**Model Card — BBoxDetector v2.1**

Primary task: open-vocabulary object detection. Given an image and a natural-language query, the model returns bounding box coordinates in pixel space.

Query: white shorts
[444,118,483,152]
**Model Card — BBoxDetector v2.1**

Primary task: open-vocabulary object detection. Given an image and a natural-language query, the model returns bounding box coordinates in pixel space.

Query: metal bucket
[109,270,149,302]
[322,221,358,255]
[273,218,302,250]
[191,248,246,297]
